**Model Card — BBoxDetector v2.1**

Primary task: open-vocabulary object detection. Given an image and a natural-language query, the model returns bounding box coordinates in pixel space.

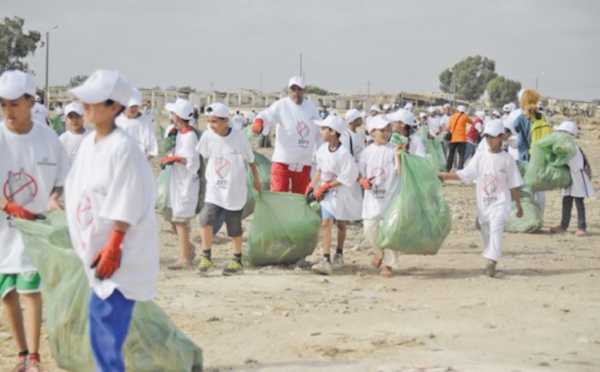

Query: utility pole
[44,25,58,107]
[367,81,370,97]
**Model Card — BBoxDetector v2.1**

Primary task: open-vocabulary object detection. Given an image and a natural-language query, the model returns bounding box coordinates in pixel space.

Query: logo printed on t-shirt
[296,121,310,149]
[76,194,94,251]
[3,169,38,206]
[482,173,499,206]
[215,156,231,188]
[369,167,387,199]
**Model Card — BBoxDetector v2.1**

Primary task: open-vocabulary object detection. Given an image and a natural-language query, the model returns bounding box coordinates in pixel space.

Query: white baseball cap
[554,121,578,136]
[507,102,517,111]
[369,104,381,113]
[367,115,391,132]
[502,104,511,113]
[288,76,305,89]
[35,94,42,102]
[64,102,83,116]
[0,70,37,100]
[418,112,427,118]
[443,103,451,109]
[427,106,436,114]
[475,110,485,119]
[345,108,362,123]
[69,69,132,106]
[503,118,517,136]
[482,119,504,137]
[166,98,194,121]
[537,101,544,109]
[205,102,230,118]
[127,88,142,108]
[404,102,413,110]
[386,109,414,125]
[383,103,391,110]
[457,105,466,113]
[492,110,501,117]
[315,115,347,134]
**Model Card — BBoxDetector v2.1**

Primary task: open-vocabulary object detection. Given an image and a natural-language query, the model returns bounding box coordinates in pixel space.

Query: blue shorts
[321,206,335,220]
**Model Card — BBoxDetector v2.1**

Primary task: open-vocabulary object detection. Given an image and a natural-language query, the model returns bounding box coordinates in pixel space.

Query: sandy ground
[1,116,599,371]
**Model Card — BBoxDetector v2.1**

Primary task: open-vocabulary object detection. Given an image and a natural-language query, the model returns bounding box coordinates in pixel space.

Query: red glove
[252,118,264,135]
[3,201,45,220]
[313,182,331,201]
[305,185,314,196]
[359,177,372,190]
[91,230,125,280]
[161,156,181,166]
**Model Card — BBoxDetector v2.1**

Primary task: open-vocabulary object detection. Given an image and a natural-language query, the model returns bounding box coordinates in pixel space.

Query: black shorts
[199,202,243,237]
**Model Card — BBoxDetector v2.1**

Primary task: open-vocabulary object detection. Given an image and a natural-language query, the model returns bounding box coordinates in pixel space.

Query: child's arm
[249,162,262,192]
[307,170,321,194]
[438,172,460,182]
[395,144,406,174]
[510,187,523,218]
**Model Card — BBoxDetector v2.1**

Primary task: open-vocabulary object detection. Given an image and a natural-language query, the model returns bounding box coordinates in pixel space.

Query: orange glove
[3,201,45,220]
[252,118,264,135]
[160,156,181,169]
[91,230,124,280]
[314,182,331,201]
[359,177,372,190]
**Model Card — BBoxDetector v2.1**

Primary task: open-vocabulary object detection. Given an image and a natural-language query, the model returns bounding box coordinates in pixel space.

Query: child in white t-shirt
[115,88,158,160]
[59,102,91,165]
[387,109,426,158]
[340,108,365,167]
[307,115,362,275]
[439,119,523,277]
[358,115,402,276]
[161,98,201,270]
[196,102,261,276]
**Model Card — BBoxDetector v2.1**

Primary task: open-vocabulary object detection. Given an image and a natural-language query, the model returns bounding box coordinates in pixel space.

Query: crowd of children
[0,68,595,371]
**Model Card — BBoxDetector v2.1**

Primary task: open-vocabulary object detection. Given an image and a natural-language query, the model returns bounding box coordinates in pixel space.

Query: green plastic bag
[243,191,321,266]
[16,212,203,372]
[378,152,451,255]
[243,125,260,148]
[505,189,542,233]
[51,116,65,136]
[242,151,272,219]
[418,126,446,172]
[524,132,576,191]
[155,166,171,213]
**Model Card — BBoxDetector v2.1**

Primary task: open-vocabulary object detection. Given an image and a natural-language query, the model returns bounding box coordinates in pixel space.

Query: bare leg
[321,218,333,255]
[2,290,27,352]
[201,225,214,251]
[174,222,191,265]
[232,236,243,255]
[22,293,42,354]
[336,220,347,250]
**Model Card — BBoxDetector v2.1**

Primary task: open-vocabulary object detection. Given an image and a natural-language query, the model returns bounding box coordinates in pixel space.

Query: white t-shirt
[31,103,49,125]
[427,116,442,136]
[564,146,595,198]
[439,114,450,135]
[0,121,69,273]
[359,143,399,220]
[409,133,426,158]
[231,114,245,131]
[59,129,91,165]
[196,128,254,211]
[168,129,200,218]
[340,129,365,167]
[115,113,158,157]
[65,128,158,301]
[457,150,523,222]
[316,143,362,221]
[256,97,320,167]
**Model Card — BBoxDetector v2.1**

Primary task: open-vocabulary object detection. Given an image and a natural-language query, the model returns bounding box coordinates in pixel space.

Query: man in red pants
[252,76,320,194]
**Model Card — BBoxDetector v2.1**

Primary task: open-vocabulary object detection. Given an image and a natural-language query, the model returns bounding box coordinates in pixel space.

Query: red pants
[271,162,312,194]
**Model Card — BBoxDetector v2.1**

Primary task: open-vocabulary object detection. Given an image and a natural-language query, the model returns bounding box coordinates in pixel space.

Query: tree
[439,55,497,101]
[68,75,88,88]
[305,85,336,96]
[486,76,522,108]
[0,16,43,72]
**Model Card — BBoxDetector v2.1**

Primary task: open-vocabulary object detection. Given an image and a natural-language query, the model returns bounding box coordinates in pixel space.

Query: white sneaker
[311,258,332,275]
[333,252,344,267]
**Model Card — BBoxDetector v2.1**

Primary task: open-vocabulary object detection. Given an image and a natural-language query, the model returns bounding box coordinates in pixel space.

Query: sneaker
[222,260,244,276]
[333,252,344,267]
[25,360,46,372]
[485,261,497,278]
[197,256,213,273]
[12,356,27,372]
[311,258,332,275]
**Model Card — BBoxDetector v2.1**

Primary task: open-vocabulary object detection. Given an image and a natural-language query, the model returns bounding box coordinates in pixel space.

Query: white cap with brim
[443,103,451,109]
[418,112,427,118]
[503,118,517,136]
[386,109,416,126]
[288,76,305,89]
[345,108,362,123]
[383,103,391,110]
[69,69,132,106]
[457,105,467,113]
[483,119,504,137]
[64,102,83,116]
[315,115,347,134]
[166,98,194,121]
[127,88,142,108]
[366,115,391,132]
[369,104,381,113]
[502,104,511,113]
[205,102,230,119]
[554,121,578,136]
[492,110,501,117]
[427,106,436,114]
[0,70,36,100]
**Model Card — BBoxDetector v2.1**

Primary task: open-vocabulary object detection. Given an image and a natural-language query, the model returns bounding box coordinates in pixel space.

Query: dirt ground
[1,115,599,371]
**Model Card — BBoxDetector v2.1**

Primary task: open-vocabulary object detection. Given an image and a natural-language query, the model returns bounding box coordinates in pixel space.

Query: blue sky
[4,0,600,101]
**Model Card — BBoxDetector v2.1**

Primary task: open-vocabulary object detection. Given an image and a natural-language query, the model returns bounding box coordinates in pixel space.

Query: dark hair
[23,94,33,100]
[404,124,412,152]
[335,131,341,139]
[104,99,125,117]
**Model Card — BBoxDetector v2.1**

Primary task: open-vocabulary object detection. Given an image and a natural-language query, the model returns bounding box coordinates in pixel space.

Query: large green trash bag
[243,125,260,148]
[418,126,446,172]
[505,189,542,233]
[243,191,321,266]
[241,151,272,219]
[378,152,452,255]
[51,116,65,136]
[16,212,203,372]
[155,166,171,213]
[524,132,576,191]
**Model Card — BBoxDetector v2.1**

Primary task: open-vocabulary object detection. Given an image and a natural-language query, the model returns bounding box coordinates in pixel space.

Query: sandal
[371,257,383,268]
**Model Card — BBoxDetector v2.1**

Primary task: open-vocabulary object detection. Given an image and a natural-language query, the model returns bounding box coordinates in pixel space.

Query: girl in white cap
[161,98,201,270]
[307,115,362,275]
[0,69,69,372]
[59,101,91,165]
[65,69,159,372]
[340,108,365,166]
[115,88,158,161]
[387,109,426,158]
[550,121,594,237]
[439,119,523,277]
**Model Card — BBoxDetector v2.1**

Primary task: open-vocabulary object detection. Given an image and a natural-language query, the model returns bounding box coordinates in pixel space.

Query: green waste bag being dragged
[378,152,452,255]
[524,131,577,192]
